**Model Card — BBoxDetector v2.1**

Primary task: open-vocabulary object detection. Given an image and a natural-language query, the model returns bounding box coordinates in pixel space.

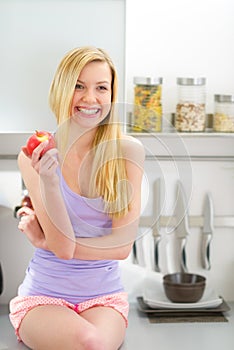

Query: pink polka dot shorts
[9,292,129,341]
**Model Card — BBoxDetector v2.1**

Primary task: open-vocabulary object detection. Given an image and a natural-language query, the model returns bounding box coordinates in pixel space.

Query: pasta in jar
[132,77,163,132]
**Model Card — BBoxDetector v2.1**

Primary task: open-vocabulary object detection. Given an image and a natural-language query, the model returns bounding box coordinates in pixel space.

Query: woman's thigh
[80,306,126,350]
[19,304,105,350]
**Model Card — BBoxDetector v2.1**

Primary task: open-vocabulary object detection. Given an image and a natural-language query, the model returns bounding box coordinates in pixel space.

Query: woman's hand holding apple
[22,130,75,245]
[31,145,58,179]
[23,131,59,182]
[26,130,56,157]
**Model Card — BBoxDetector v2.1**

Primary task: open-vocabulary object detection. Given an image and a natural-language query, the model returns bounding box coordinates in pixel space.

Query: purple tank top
[18,167,124,304]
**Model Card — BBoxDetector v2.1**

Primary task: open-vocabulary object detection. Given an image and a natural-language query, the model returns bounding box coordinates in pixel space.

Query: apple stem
[35,130,41,137]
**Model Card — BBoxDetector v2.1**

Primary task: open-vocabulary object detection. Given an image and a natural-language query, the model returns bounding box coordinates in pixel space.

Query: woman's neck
[68,120,98,155]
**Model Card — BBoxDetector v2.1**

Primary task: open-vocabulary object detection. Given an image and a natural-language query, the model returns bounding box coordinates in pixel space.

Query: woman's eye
[75,84,83,90]
[98,86,108,91]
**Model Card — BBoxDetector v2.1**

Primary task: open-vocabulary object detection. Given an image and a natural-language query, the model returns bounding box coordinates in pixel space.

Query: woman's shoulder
[121,133,144,149]
[121,133,141,144]
[120,134,145,161]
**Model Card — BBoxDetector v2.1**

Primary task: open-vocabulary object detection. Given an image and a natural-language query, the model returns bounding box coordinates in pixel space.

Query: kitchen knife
[132,241,138,264]
[152,178,162,272]
[201,193,214,270]
[0,263,3,295]
[174,180,190,272]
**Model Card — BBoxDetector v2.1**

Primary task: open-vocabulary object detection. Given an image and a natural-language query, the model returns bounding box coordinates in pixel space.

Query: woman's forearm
[18,150,76,259]
[72,220,138,260]
[73,236,133,260]
[34,182,76,258]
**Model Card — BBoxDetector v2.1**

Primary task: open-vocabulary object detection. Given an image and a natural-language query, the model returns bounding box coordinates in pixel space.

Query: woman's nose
[82,88,96,103]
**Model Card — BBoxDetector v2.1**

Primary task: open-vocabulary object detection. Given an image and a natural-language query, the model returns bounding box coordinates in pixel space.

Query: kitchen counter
[0,301,234,350]
[125,301,234,350]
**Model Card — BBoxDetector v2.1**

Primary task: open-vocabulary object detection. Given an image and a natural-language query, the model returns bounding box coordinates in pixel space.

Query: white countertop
[125,301,234,350]
[1,302,234,350]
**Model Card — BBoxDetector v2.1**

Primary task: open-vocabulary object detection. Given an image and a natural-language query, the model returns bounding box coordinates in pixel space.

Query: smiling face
[71,60,112,129]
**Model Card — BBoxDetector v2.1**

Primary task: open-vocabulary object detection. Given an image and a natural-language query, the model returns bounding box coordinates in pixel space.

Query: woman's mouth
[75,107,100,117]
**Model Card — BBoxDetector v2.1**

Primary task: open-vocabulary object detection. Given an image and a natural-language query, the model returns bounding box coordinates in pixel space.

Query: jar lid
[214,94,234,103]
[133,77,163,85]
[177,77,206,86]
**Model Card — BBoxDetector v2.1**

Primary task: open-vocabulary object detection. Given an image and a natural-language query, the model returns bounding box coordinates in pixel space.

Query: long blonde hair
[49,46,130,218]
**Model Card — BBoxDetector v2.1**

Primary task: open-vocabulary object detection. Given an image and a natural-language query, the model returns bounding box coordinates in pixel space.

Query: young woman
[10,46,145,350]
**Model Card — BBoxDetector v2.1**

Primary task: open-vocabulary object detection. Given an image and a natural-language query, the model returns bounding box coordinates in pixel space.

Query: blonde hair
[49,46,130,218]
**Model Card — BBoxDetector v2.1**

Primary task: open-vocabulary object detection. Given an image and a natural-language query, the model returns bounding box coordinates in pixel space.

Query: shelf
[0,131,234,160]
[0,132,32,159]
[128,132,234,160]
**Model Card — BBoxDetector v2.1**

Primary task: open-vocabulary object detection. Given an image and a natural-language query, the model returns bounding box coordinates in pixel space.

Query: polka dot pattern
[9,292,129,341]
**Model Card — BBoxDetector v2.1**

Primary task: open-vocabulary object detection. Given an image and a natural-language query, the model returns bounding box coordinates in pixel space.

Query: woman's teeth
[78,107,99,115]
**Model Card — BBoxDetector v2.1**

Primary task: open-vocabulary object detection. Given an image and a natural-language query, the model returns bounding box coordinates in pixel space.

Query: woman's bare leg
[19,305,105,350]
[80,306,126,350]
[19,305,126,350]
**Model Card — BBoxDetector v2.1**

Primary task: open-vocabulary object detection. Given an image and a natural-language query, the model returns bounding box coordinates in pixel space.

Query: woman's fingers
[30,145,58,174]
[18,212,35,232]
[31,141,49,167]
[16,206,35,218]
[38,149,59,176]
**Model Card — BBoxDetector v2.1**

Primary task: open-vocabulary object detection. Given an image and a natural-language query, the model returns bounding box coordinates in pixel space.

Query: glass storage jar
[132,77,163,132]
[213,94,234,132]
[175,77,206,132]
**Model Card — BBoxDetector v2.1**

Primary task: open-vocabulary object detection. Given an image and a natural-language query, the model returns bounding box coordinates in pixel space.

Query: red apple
[26,130,56,156]
[21,195,33,209]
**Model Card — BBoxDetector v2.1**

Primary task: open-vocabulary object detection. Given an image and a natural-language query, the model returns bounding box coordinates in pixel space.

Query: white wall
[0,0,125,131]
[125,0,234,116]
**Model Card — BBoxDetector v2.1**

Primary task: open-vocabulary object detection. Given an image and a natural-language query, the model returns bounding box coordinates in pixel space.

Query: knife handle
[154,236,161,272]
[132,241,138,264]
[180,240,187,272]
[201,235,212,270]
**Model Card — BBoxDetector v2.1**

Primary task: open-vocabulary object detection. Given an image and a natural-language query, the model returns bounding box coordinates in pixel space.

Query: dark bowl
[163,273,206,303]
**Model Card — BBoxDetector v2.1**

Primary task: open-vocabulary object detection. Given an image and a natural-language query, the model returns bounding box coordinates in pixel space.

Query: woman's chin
[71,113,101,128]
[71,110,110,129]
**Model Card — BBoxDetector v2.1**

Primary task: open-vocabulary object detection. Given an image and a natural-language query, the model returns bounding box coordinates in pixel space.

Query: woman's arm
[17,206,49,250]
[18,143,76,259]
[72,136,145,260]
[18,136,145,261]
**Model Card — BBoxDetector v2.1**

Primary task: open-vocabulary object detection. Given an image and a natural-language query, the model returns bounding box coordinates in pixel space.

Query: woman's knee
[79,328,105,350]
